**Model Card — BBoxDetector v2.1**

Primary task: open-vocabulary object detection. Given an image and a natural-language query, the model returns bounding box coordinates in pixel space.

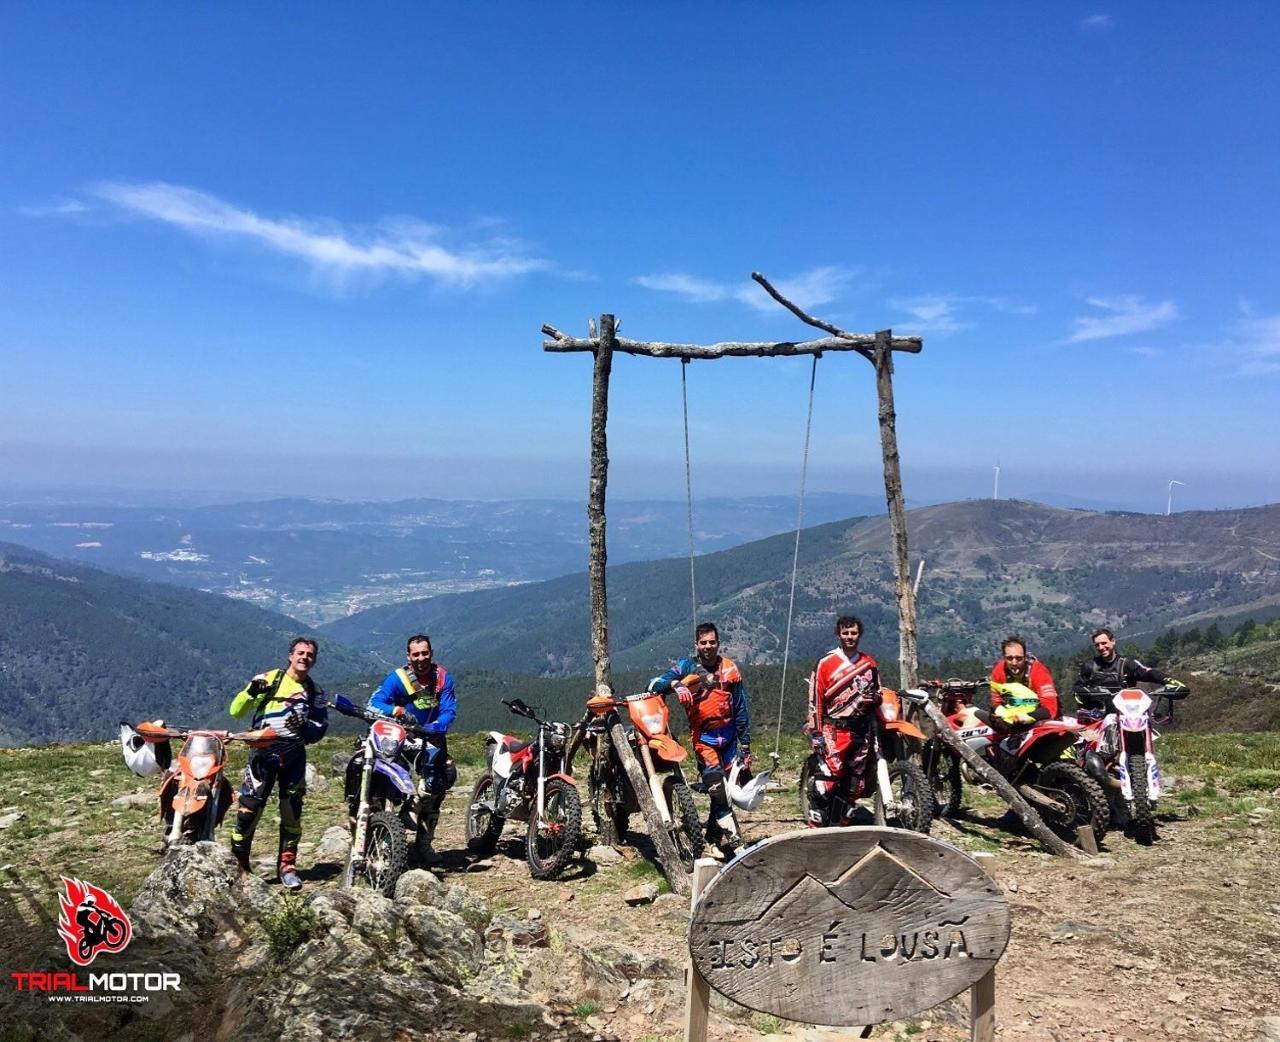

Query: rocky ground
[1,734,1277,1042]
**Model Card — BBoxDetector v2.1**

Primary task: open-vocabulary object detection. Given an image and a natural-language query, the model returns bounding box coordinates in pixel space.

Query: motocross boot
[232,845,252,874]
[415,811,443,868]
[277,850,303,892]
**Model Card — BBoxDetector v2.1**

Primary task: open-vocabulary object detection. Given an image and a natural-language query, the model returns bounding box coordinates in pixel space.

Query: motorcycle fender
[373,759,415,796]
[648,735,686,763]
[881,720,925,741]
[545,771,575,786]
[173,785,208,816]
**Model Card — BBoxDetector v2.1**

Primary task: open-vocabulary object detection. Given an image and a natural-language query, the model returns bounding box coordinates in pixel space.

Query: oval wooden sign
[689,827,1010,1027]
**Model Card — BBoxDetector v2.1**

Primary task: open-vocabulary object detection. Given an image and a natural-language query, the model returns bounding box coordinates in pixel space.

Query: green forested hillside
[322,499,1280,678]
[0,542,380,746]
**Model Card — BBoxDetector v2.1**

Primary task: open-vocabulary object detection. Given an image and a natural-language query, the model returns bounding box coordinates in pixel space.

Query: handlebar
[919,678,990,692]
[332,695,432,738]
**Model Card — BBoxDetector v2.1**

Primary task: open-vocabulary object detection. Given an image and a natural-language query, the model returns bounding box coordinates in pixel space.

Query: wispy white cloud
[18,198,91,217]
[1126,345,1163,358]
[84,181,549,288]
[1068,295,1179,342]
[887,293,1038,335]
[1081,13,1113,29]
[633,266,857,313]
[1231,309,1280,375]
[632,272,735,304]
[889,296,970,334]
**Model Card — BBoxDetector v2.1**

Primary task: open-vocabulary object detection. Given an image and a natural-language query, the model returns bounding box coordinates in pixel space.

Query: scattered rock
[0,812,24,829]
[588,844,624,866]
[314,825,351,861]
[1257,1015,1280,1041]
[395,868,446,905]
[303,762,328,793]
[486,914,551,948]
[527,907,542,920]
[110,792,155,809]
[329,750,351,776]
[622,883,658,906]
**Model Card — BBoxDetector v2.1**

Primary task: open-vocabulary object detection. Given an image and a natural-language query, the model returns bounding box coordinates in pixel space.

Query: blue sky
[2,3,1278,511]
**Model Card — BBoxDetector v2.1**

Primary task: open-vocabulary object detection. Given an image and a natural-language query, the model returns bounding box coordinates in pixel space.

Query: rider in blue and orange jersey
[648,622,751,855]
[365,633,458,864]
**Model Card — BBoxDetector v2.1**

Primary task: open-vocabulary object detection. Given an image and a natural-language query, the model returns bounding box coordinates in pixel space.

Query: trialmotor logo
[56,877,132,967]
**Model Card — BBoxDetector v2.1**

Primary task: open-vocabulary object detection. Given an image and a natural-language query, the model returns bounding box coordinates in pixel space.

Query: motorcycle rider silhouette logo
[56,877,132,966]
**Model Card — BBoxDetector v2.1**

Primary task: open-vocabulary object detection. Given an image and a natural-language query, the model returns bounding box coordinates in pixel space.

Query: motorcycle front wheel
[875,760,934,834]
[464,773,505,854]
[345,810,408,896]
[1127,753,1155,845]
[665,774,705,870]
[526,778,582,880]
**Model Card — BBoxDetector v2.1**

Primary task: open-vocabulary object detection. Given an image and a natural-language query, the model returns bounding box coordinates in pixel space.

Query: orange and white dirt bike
[572,690,705,869]
[120,720,277,848]
[798,687,934,834]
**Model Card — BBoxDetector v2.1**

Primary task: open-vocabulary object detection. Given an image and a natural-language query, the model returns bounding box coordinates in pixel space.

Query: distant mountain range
[320,499,1280,676]
[0,492,886,624]
[0,541,380,747]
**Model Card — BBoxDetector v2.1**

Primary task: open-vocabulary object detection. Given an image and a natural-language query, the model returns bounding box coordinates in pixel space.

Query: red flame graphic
[56,877,133,966]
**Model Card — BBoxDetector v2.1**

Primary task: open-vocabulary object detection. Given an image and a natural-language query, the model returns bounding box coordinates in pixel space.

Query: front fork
[350,757,374,866]
[636,741,673,825]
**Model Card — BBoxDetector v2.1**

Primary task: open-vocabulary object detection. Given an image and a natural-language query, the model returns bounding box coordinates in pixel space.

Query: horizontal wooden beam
[542,326,922,360]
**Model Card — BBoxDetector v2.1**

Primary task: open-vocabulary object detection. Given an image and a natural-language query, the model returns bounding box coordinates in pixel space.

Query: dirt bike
[74,905,128,961]
[915,679,981,819]
[121,720,277,847]
[332,695,441,895]
[465,699,583,880]
[798,687,933,834]
[920,679,1109,845]
[1074,683,1188,844]
[571,689,706,865]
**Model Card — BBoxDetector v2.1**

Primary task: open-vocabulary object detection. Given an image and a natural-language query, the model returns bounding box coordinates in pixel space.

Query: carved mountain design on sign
[705,842,956,931]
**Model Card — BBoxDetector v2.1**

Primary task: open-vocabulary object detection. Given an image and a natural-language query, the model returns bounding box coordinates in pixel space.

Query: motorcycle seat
[503,738,534,755]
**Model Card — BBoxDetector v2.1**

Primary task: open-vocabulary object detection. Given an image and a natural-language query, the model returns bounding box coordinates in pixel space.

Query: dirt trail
[431,765,1280,1042]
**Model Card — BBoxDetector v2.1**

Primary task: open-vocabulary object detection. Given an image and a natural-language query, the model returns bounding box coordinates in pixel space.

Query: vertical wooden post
[682,857,720,1042]
[587,314,616,696]
[872,329,919,688]
[970,852,998,1042]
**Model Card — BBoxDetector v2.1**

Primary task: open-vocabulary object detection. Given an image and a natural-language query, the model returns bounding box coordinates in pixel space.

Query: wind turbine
[993,459,1000,500]
[1166,479,1185,516]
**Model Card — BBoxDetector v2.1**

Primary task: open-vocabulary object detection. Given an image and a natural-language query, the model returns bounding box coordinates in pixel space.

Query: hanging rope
[680,358,697,638]
[772,353,820,763]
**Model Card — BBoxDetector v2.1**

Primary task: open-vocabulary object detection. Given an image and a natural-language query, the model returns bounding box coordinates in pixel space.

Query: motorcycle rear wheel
[1037,761,1109,847]
[345,810,408,897]
[527,778,583,880]
[666,775,705,870]
[465,773,505,854]
[1128,753,1156,845]
[589,760,628,845]
[926,745,963,818]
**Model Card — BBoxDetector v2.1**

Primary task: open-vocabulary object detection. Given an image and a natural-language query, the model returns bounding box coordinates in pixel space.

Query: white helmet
[726,760,769,811]
[120,722,160,777]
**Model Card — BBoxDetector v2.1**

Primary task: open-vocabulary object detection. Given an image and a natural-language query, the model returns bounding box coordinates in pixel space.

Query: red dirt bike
[121,720,278,847]
[571,689,706,864]
[1074,683,1188,844]
[465,699,584,880]
[798,687,934,833]
[918,678,1109,845]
